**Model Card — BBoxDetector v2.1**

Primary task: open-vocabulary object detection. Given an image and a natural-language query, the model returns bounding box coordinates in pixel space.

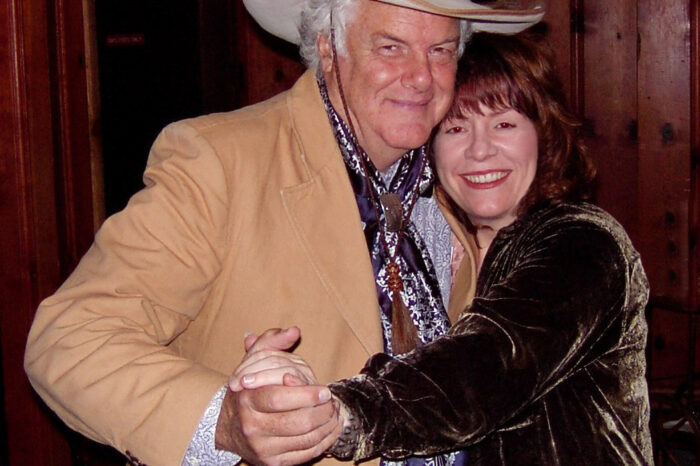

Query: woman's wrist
[327,395,360,459]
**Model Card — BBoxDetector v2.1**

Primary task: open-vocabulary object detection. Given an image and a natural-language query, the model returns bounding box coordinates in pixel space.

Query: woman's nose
[467,129,496,161]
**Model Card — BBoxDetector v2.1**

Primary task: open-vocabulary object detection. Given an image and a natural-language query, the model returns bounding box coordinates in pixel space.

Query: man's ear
[317,33,334,73]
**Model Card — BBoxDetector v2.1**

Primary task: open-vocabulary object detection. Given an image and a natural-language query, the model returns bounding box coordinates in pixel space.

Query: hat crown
[243,0,545,45]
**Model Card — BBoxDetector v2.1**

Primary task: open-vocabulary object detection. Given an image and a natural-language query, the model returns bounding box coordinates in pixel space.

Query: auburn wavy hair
[439,32,596,217]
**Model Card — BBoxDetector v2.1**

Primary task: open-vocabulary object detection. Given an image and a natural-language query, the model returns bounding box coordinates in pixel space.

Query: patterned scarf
[319,78,467,466]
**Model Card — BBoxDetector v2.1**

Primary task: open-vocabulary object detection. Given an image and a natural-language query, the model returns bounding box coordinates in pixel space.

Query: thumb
[246,326,301,354]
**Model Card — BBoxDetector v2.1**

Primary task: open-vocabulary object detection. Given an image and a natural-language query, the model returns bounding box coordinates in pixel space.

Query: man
[24,1,542,465]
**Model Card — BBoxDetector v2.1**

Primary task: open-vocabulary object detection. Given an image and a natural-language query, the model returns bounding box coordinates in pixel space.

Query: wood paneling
[638,1,692,307]
[582,1,639,244]
[233,1,305,106]
[0,0,99,463]
[0,0,72,462]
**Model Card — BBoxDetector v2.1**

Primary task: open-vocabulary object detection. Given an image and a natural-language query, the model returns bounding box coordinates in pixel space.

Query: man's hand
[215,327,342,465]
[215,383,342,465]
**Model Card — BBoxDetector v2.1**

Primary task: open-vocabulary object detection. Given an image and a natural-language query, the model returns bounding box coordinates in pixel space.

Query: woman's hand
[229,327,319,392]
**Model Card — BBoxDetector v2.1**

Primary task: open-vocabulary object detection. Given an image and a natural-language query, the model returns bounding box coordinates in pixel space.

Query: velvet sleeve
[328,213,631,460]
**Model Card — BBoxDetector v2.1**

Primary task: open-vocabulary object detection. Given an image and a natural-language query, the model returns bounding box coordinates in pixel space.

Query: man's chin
[387,134,432,152]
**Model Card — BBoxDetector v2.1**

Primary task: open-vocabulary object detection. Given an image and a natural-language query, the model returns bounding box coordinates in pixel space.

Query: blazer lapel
[281,167,384,357]
[280,71,384,356]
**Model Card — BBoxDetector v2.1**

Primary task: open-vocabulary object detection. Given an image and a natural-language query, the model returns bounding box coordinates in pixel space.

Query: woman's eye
[495,122,515,129]
[445,126,464,134]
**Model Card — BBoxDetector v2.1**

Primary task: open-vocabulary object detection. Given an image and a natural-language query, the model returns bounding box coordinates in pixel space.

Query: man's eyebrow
[434,35,461,47]
[371,32,408,44]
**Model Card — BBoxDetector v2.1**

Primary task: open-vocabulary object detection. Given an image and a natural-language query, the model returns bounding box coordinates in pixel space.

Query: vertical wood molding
[1,0,99,462]
[690,0,700,375]
[83,0,105,228]
[0,0,72,463]
[691,0,700,308]
[52,0,98,274]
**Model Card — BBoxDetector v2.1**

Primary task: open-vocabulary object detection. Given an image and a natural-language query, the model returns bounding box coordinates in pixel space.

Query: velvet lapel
[280,72,384,356]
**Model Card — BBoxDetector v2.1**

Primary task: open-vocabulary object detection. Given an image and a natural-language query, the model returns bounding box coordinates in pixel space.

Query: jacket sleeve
[24,120,231,466]
[329,215,631,460]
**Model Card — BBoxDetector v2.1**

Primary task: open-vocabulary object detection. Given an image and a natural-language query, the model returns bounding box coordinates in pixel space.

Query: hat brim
[242,0,544,45]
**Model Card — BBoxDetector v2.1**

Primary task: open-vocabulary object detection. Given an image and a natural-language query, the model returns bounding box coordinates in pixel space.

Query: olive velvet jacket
[24,70,477,466]
[330,201,653,465]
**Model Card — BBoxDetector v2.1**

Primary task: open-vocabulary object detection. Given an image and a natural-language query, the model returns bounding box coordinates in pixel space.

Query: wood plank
[582,0,639,244]
[539,0,575,109]
[638,0,692,381]
[235,1,304,106]
[690,0,700,376]
[638,1,692,305]
[53,0,100,273]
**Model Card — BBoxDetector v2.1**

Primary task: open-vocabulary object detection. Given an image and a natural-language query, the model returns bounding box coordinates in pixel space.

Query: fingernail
[243,332,253,338]
[319,388,331,403]
[242,374,255,385]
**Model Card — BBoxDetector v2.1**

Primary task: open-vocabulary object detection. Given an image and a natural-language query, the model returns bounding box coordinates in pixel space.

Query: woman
[235,33,653,465]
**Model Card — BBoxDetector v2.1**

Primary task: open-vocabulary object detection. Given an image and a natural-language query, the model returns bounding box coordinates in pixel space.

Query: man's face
[321,1,460,170]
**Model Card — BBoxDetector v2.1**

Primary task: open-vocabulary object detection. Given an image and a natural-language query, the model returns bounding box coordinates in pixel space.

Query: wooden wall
[0,0,698,464]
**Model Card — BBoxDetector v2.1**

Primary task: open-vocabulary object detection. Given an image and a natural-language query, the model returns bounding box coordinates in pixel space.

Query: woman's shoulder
[516,201,641,262]
[523,201,624,235]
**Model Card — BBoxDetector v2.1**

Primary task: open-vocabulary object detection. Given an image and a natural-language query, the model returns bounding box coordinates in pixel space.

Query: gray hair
[299,0,472,71]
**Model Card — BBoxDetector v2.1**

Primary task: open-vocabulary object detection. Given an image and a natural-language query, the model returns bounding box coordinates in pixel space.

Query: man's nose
[401,54,433,92]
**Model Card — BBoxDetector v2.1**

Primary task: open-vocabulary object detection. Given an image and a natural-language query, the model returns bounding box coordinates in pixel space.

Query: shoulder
[510,202,644,282]
[521,202,632,247]
[151,71,322,161]
[176,70,318,135]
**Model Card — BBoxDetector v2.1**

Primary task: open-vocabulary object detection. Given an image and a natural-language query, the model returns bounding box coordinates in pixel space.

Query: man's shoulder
[179,91,291,135]
[171,70,318,137]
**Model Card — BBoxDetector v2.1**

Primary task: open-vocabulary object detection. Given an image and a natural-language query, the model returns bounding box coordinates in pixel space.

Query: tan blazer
[25,70,476,466]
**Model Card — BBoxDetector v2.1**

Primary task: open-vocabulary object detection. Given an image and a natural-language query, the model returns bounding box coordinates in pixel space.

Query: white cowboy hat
[242,0,545,45]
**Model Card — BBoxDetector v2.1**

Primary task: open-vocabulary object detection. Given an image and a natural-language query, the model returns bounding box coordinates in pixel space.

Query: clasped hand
[215,327,343,466]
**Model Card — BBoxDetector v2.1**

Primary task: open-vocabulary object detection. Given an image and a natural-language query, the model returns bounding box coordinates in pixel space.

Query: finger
[249,409,343,465]
[238,367,313,390]
[230,352,308,391]
[244,384,333,415]
[232,352,312,382]
[246,327,301,355]
[243,332,259,351]
[243,397,341,443]
[282,373,306,387]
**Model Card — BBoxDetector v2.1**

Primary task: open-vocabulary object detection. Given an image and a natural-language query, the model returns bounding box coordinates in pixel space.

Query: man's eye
[432,46,455,56]
[378,44,401,54]
[430,46,457,62]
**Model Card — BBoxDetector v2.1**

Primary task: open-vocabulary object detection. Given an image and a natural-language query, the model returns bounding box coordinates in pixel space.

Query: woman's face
[434,104,538,231]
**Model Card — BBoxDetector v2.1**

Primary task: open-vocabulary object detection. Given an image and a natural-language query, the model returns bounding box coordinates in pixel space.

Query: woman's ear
[317,33,334,73]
